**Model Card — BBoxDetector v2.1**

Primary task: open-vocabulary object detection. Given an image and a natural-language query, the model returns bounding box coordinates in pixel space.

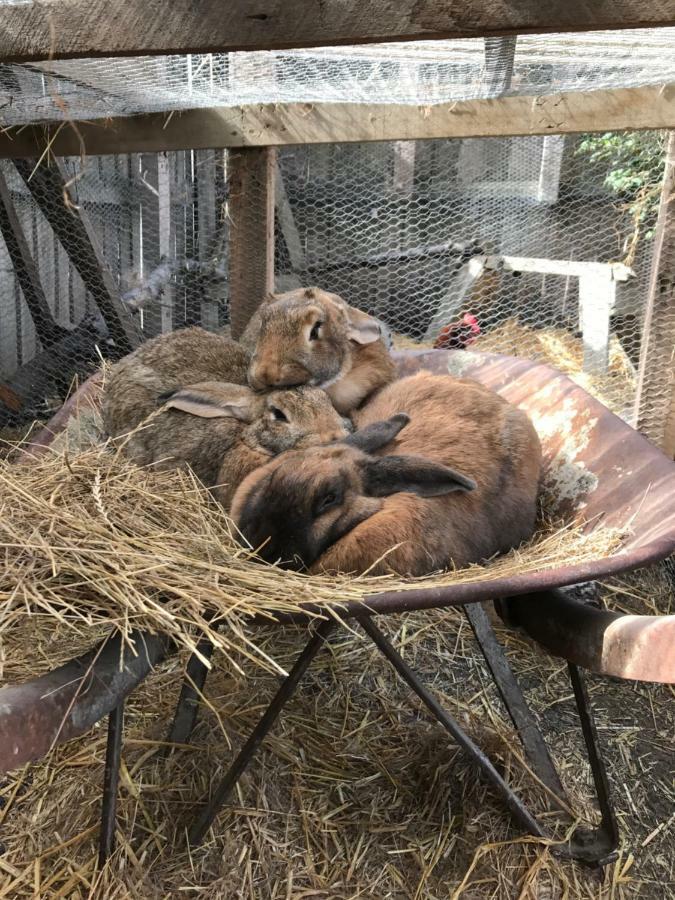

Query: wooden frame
[0,84,673,159]
[635,131,675,455]
[1,1,673,63]
[227,148,276,339]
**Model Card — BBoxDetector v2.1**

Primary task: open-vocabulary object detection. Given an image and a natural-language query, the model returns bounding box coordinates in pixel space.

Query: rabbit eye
[317,491,340,513]
[269,406,289,422]
[309,320,323,341]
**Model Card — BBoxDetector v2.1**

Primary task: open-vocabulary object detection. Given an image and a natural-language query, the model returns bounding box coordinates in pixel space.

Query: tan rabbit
[102,327,350,509]
[230,372,542,575]
[241,287,396,415]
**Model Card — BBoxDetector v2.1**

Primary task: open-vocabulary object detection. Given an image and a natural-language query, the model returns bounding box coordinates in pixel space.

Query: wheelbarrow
[2,348,675,870]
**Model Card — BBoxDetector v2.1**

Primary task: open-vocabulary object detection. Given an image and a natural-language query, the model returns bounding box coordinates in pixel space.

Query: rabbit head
[230,415,475,568]
[245,287,384,393]
[162,380,350,457]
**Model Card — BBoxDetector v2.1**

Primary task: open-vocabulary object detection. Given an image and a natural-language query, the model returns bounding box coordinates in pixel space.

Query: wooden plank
[1,83,673,158]
[227,148,275,339]
[0,234,18,377]
[274,160,304,273]
[393,142,416,196]
[635,131,675,454]
[157,151,173,333]
[481,36,517,98]
[0,167,63,346]
[13,159,142,354]
[196,150,220,330]
[2,2,673,63]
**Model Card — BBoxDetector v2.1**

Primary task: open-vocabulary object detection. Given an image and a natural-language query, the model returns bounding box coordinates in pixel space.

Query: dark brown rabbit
[241,287,396,415]
[230,372,542,575]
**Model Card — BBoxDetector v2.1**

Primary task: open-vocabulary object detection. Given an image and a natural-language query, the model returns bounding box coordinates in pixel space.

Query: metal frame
[162,596,620,867]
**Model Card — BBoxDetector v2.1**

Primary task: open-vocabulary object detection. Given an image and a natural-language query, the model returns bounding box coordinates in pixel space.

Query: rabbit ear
[162,382,254,421]
[345,306,382,345]
[362,455,477,498]
[344,414,409,452]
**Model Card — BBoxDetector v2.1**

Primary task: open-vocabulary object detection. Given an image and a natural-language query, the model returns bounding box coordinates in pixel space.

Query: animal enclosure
[2,13,675,898]
[0,29,673,451]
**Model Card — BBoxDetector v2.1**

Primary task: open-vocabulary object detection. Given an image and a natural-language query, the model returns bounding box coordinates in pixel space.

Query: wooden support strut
[635,131,675,454]
[0,84,673,159]
[13,159,142,354]
[0,166,65,347]
[227,147,276,340]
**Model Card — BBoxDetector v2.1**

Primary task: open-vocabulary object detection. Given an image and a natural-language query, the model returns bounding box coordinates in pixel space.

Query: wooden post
[481,36,517,98]
[635,132,675,454]
[0,166,64,347]
[157,152,173,333]
[13,158,142,354]
[196,150,220,331]
[578,270,615,374]
[227,147,275,340]
[275,160,304,277]
[393,142,416,196]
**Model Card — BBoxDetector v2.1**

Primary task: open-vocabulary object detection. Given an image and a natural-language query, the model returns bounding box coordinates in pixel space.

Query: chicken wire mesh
[0,130,669,446]
[1,29,674,124]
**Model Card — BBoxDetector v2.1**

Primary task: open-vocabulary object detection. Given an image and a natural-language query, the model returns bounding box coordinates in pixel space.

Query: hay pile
[0,439,623,665]
[392,319,636,417]
[1,565,673,898]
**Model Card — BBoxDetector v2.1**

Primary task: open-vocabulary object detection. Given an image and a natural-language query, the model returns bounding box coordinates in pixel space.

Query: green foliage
[575,131,666,246]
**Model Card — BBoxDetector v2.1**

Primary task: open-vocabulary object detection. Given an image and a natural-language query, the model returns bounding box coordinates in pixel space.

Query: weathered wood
[196,150,220,330]
[393,142,416,196]
[635,132,675,454]
[2,1,673,63]
[157,152,173,333]
[1,83,673,158]
[0,167,64,347]
[227,148,276,340]
[481,36,517,98]
[275,162,304,273]
[13,159,142,354]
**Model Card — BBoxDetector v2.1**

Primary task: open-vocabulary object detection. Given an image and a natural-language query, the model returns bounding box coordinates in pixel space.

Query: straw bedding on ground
[392,318,636,418]
[1,565,673,899]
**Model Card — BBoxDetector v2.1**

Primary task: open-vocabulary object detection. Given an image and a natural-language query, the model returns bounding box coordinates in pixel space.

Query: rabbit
[102,326,251,440]
[241,287,397,415]
[102,327,350,510]
[229,372,542,576]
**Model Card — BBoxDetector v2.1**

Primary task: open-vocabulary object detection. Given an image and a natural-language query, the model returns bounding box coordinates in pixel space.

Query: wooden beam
[227,148,275,340]
[13,159,142,354]
[274,161,304,273]
[1,83,673,159]
[1,2,673,63]
[635,131,675,455]
[0,167,65,347]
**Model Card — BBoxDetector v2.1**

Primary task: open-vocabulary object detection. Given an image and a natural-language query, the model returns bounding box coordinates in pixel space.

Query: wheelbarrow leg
[566,663,619,863]
[164,638,216,753]
[98,701,124,867]
[463,602,566,803]
[358,615,546,839]
[188,617,336,845]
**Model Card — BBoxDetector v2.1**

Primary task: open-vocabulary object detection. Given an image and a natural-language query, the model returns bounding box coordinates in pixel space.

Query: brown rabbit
[230,372,542,575]
[102,327,350,509]
[241,287,396,415]
[102,326,251,440]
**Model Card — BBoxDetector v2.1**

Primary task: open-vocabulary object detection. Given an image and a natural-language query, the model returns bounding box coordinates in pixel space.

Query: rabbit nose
[248,362,275,391]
